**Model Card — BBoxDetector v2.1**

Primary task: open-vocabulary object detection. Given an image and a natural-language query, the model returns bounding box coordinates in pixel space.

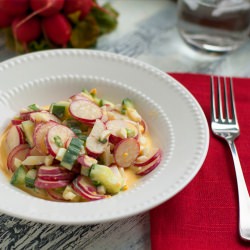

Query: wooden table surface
[1,1,250,249]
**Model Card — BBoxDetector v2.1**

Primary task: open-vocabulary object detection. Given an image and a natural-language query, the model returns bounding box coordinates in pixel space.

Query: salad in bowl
[1,87,162,202]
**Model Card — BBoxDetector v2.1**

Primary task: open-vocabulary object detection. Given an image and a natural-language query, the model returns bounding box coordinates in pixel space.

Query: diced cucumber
[63,185,80,201]
[21,120,35,146]
[92,96,101,106]
[126,128,136,138]
[122,98,134,109]
[89,164,122,194]
[60,138,83,170]
[28,104,40,111]
[50,101,70,119]
[55,148,67,161]
[10,165,27,187]
[63,119,88,133]
[25,169,37,188]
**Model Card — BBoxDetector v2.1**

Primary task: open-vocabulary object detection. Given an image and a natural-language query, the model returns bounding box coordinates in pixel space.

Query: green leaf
[70,15,100,48]
[91,3,119,34]
[28,39,51,52]
[67,11,82,24]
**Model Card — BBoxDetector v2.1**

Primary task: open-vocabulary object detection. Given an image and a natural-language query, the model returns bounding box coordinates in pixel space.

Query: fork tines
[210,76,237,124]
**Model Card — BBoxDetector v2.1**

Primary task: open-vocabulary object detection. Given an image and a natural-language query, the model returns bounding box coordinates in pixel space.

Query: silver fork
[211,76,250,240]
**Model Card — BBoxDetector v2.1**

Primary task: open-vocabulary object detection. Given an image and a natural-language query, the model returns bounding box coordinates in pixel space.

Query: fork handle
[228,141,250,240]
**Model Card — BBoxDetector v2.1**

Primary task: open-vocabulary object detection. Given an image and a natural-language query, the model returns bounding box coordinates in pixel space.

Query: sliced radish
[7,144,30,172]
[69,93,91,102]
[114,138,140,168]
[78,155,97,167]
[35,178,70,189]
[6,125,25,153]
[46,124,75,156]
[136,154,162,176]
[47,189,65,201]
[134,148,161,167]
[20,111,35,120]
[85,119,108,157]
[89,119,106,138]
[38,166,75,181]
[33,121,58,155]
[71,176,107,201]
[69,100,102,124]
[86,137,107,158]
[140,119,148,134]
[106,120,138,144]
[30,111,61,123]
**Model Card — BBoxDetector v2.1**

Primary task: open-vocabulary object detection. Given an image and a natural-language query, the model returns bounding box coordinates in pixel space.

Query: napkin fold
[150,73,250,250]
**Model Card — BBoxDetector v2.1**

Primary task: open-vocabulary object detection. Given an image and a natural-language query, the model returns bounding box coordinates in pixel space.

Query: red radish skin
[63,0,93,19]
[46,124,75,156]
[69,100,102,124]
[38,166,75,181]
[136,154,162,176]
[42,13,71,46]
[71,176,106,201]
[69,93,90,102]
[7,144,29,172]
[6,125,25,153]
[0,0,29,16]
[30,0,64,16]
[114,138,140,168]
[20,111,35,121]
[0,10,13,28]
[38,166,69,175]
[35,177,70,189]
[11,119,23,125]
[12,16,42,44]
[134,148,161,167]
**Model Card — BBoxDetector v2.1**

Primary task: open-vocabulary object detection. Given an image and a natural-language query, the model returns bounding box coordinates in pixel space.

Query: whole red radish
[42,13,71,46]
[30,0,65,17]
[0,0,29,16]
[64,0,93,19]
[0,9,13,28]
[12,16,42,44]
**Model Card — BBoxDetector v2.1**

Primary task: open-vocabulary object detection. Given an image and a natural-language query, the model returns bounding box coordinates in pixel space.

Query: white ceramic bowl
[0,74,173,224]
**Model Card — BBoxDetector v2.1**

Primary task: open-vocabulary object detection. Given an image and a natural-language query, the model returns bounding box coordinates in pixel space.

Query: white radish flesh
[136,154,162,176]
[46,124,75,156]
[114,138,140,168]
[33,121,57,155]
[69,100,102,123]
[7,144,30,172]
[6,125,25,153]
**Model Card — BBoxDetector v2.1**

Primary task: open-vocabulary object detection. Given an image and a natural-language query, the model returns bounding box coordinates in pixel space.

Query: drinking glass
[177,0,250,53]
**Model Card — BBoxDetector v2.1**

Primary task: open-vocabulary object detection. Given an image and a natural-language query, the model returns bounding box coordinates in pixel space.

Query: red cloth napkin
[150,73,250,250]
